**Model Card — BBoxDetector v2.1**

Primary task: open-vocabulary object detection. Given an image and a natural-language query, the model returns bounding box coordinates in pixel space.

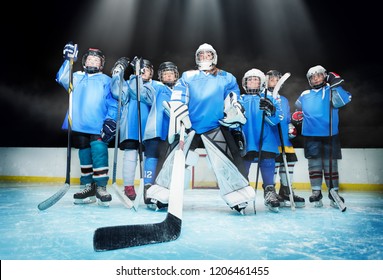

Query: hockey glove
[131,56,145,75]
[326,72,344,88]
[63,42,78,61]
[259,97,275,116]
[112,57,130,75]
[288,123,297,139]
[219,92,247,128]
[163,100,192,144]
[231,129,247,157]
[100,119,117,143]
[291,111,303,127]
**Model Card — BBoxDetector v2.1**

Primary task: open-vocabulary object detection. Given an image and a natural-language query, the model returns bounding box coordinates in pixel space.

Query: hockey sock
[144,157,158,185]
[260,158,276,186]
[324,159,339,190]
[90,140,109,187]
[123,149,138,186]
[279,161,296,187]
[79,147,93,185]
[308,158,323,190]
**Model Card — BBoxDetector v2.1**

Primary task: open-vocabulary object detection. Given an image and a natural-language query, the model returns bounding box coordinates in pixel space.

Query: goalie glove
[100,119,117,143]
[219,92,246,128]
[163,100,192,144]
[326,72,344,88]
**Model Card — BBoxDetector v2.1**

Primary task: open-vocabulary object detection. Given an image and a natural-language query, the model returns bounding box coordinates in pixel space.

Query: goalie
[145,43,255,214]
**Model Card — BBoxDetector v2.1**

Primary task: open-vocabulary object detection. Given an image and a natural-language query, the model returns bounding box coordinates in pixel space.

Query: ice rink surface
[0,182,382,261]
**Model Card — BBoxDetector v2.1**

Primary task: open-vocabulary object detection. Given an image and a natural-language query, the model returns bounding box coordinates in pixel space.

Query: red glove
[291,111,303,127]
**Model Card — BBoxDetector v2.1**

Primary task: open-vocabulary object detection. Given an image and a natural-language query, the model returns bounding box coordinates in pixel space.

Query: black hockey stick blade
[37,183,70,211]
[329,188,347,212]
[93,212,181,251]
[93,136,186,251]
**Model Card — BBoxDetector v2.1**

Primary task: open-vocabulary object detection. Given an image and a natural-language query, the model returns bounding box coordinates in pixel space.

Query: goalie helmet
[158,61,179,87]
[306,65,327,89]
[195,43,217,71]
[82,48,105,74]
[242,68,265,94]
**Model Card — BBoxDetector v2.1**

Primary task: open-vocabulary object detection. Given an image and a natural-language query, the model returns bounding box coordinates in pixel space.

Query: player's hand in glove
[326,72,344,88]
[259,97,275,116]
[63,42,78,61]
[100,119,117,143]
[112,57,130,75]
[291,111,303,127]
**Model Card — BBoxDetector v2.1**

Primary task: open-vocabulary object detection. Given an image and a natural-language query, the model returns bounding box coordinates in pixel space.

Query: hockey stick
[328,86,346,212]
[132,58,145,211]
[273,73,295,210]
[38,45,77,211]
[111,68,134,209]
[93,124,186,251]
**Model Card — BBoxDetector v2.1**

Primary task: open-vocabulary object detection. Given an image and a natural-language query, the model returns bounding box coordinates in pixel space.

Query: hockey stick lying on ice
[93,124,186,251]
[112,66,134,209]
[38,44,77,211]
[273,72,295,210]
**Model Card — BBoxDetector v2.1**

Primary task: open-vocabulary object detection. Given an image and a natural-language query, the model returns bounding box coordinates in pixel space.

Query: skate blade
[313,200,323,208]
[74,196,96,204]
[330,200,337,209]
[267,205,279,213]
[294,201,306,208]
[97,199,110,207]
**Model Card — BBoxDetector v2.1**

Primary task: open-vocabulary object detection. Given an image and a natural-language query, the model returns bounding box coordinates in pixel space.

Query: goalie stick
[38,44,77,211]
[272,72,295,210]
[112,68,134,209]
[93,124,186,251]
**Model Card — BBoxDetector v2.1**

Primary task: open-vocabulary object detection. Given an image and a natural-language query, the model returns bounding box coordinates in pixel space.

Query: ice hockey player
[266,70,305,208]
[142,62,182,209]
[239,68,283,212]
[294,65,351,208]
[110,57,154,201]
[145,43,254,214]
[56,43,118,206]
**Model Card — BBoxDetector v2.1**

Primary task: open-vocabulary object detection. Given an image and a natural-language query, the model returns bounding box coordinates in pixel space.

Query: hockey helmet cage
[306,65,327,89]
[158,61,179,87]
[82,48,105,74]
[242,68,266,94]
[195,43,218,71]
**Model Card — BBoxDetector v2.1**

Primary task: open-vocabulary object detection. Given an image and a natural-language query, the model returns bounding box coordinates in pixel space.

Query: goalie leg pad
[222,186,255,208]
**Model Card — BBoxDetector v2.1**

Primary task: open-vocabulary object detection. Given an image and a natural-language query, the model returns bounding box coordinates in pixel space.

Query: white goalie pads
[163,100,192,144]
[219,92,246,128]
[201,134,255,207]
[146,130,196,204]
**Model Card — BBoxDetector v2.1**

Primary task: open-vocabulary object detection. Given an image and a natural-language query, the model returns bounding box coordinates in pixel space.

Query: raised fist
[63,42,78,61]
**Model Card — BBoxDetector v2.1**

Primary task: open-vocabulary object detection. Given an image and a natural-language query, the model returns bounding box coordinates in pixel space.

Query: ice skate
[124,185,136,200]
[279,185,305,208]
[328,189,345,209]
[231,202,248,215]
[73,183,96,204]
[264,185,280,213]
[96,185,112,207]
[144,184,168,211]
[309,190,323,207]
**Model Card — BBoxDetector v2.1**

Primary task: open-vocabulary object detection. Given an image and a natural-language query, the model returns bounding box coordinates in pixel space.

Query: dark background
[1,0,381,148]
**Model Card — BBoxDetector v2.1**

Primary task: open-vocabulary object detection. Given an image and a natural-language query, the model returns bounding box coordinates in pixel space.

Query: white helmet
[242,68,266,94]
[306,65,327,89]
[195,43,217,71]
